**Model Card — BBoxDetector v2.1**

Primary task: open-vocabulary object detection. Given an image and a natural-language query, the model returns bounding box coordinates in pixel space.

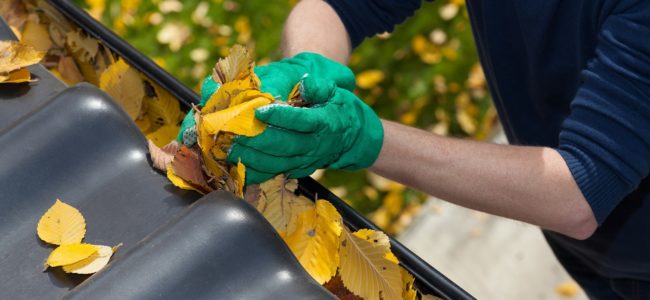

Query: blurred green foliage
[75,0,496,233]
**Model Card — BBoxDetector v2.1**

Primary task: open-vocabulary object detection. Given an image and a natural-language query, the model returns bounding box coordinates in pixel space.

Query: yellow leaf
[166,166,204,194]
[201,97,271,136]
[201,79,256,114]
[99,58,144,120]
[210,133,234,160]
[66,30,99,62]
[145,125,179,148]
[401,267,417,300]
[21,21,52,52]
[212,44,253,85]
[62,244,114,274]
[284,200,342,284]
[0,40,45,74]
[85,0,106,20]
[555,281,581,297]
[145,82,182,127]
[57,56,84,85]
[46,244,98,267]
[339,228,402,300]
[256,175,314,236]
[356,69,385,89]
[135,115,151,133]
[37,199,86,246]
[1,68,31,83]
[229,160,246,197]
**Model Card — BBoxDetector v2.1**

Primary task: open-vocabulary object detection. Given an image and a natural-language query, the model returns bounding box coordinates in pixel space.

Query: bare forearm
[370,120,597,239]
[281,0,351,63]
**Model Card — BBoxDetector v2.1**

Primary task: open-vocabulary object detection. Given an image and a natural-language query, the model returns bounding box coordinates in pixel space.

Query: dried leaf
[0,0,28,29]
[339,228,402,300]
[21,21,52,52]
[171,146,212,193]
[284,200,342,284]
[166,166,204,194]
[46,244,98,267]
[99,58,144,120]
[37,199,86,246]
[255,175,314,236]
[201,96,271,136]
[401,267,417,300]
[229,159,246,197]
[201,79,257,114]
[66,30,99,62]
[147,139,178,171]
[324,275,363,300]
[1,68,32,83]
[212,44,253,85]
[145,124,179,148]
[62,244,114,274]
[57,56,84,84]
[0,40,45,74]
[145,82,182,127]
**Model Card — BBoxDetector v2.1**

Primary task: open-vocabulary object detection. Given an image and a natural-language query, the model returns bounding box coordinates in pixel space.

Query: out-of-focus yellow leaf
[146,125,180,148]
[0,40,45,74]
[255,175,314,236]
[37,199,86,246]
[62,244,114,274]
[339,228,402,300]
[166,166,204,194]
[201,97,271,136]
[555,281,581,298]
[99,58,144,120]
[46,244,98,267]
[356,69,385,89]
[85,0,105,20]
[383,190,403,216]
[284,200,342,284]
[21,21,52,52]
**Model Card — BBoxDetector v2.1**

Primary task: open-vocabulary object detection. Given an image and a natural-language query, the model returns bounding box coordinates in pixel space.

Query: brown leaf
[0,0,28,30]
[147,139,178,172]
[171,146,212,193]
[324,275,362,300]
[57,56,84,84]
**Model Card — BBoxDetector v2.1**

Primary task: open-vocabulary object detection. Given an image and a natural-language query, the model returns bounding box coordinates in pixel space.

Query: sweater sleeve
[325,0,424,48]
[557,1,650,224]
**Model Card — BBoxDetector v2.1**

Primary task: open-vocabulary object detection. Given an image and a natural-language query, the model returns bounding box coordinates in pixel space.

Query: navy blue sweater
[327,0,650,283]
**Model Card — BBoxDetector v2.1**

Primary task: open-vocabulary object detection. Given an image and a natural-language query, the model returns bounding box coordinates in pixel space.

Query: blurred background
[68,0,585,298]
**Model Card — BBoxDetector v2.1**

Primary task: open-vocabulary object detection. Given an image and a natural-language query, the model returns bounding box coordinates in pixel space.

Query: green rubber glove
[177,52,356,146]
[227,75,384,185]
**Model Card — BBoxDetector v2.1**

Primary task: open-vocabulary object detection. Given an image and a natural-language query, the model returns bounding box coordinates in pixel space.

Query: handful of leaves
[148,45,270,197]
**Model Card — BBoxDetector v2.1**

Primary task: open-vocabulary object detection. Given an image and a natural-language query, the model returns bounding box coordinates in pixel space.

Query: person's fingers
[227,142,315,174]
[255,104,327,132]
[234,126,318,156]
[300,75,336,105]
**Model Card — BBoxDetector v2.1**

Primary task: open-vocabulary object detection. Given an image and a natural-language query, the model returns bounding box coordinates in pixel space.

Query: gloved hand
[227,75,384,184]
[177,52,356,146]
